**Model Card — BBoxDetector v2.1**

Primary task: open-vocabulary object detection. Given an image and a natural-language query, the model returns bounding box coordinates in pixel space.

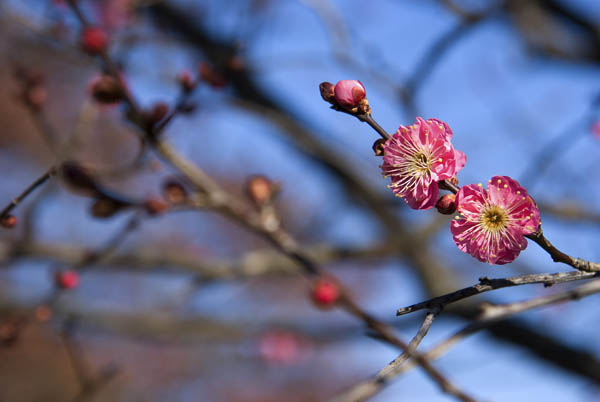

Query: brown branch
[65,4,478,401]
[525,228,600,272]
[397,270,599,316]
[328,307,441,402]
[0,166,57,221]
[386,278,600,384]
[153,141,477,402]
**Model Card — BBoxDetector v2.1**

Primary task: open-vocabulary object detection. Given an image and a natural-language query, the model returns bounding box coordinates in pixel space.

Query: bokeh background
[1,0,600,401]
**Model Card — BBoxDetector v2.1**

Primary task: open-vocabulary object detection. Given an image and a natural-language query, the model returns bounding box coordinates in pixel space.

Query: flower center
[410,152,431,176]
[481,205,507,232]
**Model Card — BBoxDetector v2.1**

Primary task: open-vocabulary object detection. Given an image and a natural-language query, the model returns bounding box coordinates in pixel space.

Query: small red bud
[311,277,340,308]
[372,138,386,156]
[81,27,108,54]
[25,86,47,110]
[319,82,336,104]
[162,179,187,204]
[0,322,20,346]
[199,62,228,88]
[146,102,169,126]
[55,270,79,290]
[436,194,456,215]
[144,197,169,215]
[334,80,366,112]
[228,56,245,71]
[177,70,196,93]
[89,74,124,104]
[35,305,53,322]
[1,215,17,229]
[245,175,275,206]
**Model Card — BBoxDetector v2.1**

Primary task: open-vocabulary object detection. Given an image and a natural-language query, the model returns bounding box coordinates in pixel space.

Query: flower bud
[177,70,196,93]
[55,270,79,290]
[25,86,47,110]
[199,62,227,88]
[162,178,187,204]
[34,305,53,322]
[60,161,100,194]
[311,277,340,308]
[436,194,456,215]
[146,102,169,126]
[144,197,169,216]
[245,175,275,206]
[89,74,124,104]
[319,82,336,104]
[372,138,386,156]
[1,215,17,229]
[81,27,108,55]
[90,197,128,218]
[334,80,366,112]
[0,322,20,346]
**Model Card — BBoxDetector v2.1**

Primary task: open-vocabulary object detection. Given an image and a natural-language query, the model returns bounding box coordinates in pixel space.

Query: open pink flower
[451,176,540,265]
[381,117,466,209]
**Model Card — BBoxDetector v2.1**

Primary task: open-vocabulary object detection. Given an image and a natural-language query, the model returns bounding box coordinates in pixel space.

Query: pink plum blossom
[381,117,466,209]
[334,80,366,110]
[451,176,540,265]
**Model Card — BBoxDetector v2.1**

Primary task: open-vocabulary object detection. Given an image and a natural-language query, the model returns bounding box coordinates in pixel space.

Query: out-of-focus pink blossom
[591,121,600,140]
[381,117,466,209]
[334,80,365,110]
[258,330,310,365]
[451,176,540,265]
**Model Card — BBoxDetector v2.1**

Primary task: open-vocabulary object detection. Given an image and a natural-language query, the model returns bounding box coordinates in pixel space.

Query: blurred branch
[0,166,56,221]
[11,241,396,279]
[539,201,600,224]
[64,4,479,400]
[401,3,499,117]
[519,109,593,190]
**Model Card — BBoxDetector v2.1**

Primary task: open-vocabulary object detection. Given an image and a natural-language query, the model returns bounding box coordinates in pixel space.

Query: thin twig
[525,228,600,273]
[64,5,477,401]
[0,166,57,220]
[328,307,441,402]
[389,278,600,381]
[397,270,598,316]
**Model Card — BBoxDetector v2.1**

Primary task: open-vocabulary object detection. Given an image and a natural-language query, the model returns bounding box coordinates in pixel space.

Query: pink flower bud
[81,27,108,54]
[435,194,456,215]
[334,80,366,111]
